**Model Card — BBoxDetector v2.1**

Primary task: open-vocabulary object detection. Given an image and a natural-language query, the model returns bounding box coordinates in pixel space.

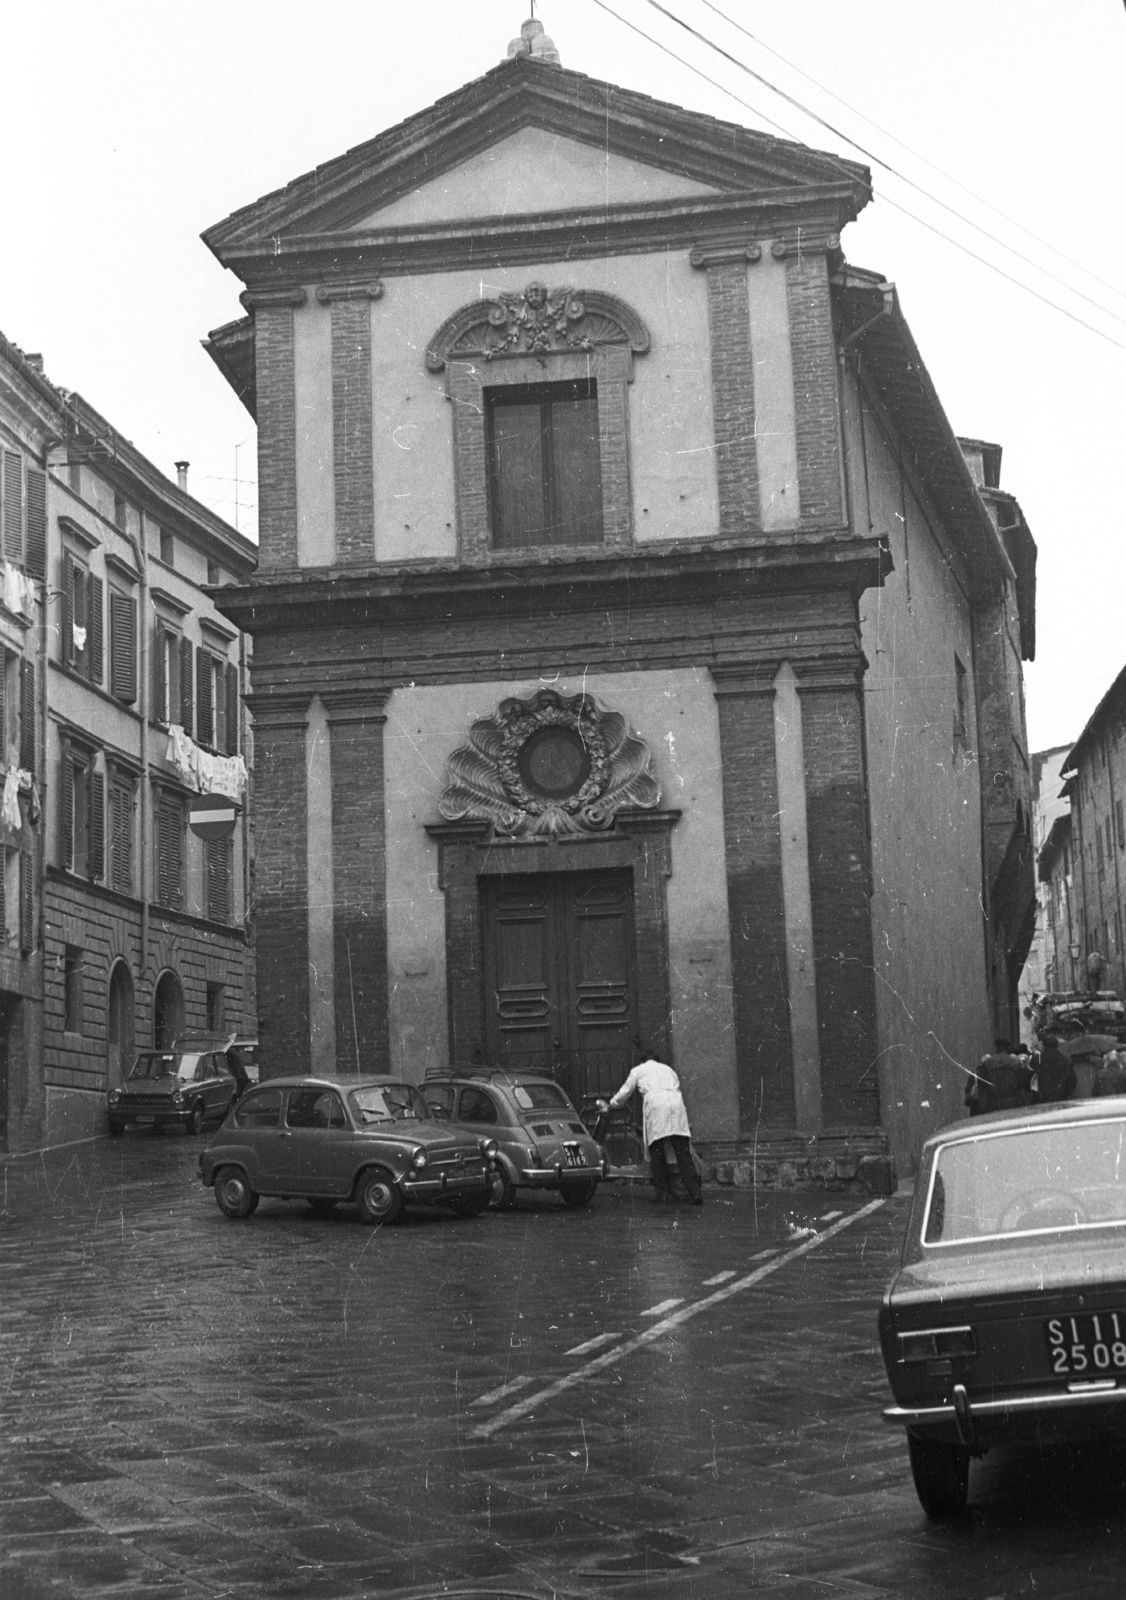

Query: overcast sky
[1,1,1122,753]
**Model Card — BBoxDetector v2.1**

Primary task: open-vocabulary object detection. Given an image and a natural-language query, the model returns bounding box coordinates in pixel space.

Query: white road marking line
[565,1332,624,1357]
[640,1298,684,1318]
[702,1270,737,1285]
[819,1210,844,1222]
[750,1247,780,1260]
[471,1199,887,1438]
[469,1375,535,1409]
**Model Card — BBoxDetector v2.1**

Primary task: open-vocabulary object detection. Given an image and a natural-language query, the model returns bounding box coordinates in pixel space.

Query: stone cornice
[242,693,311,731]
[322,686,390,725]
[238,286,308,311]
[315,280,384,304]
[689,243,763,269]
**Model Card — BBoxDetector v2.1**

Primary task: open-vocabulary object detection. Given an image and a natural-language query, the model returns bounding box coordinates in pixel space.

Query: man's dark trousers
[650,1136,702,1203]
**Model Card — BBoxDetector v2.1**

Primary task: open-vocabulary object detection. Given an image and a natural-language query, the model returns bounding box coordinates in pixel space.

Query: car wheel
[906,1433,970,1517]
[560,1180,598,1209]
[355,1168,404,1225]
[307,1199,338,1218]
[107,1118,125,1138]
[214,1166,258,1220]
[451,1193,491,1218]
[489,1167,517,1210]
[187,1101,205,1136]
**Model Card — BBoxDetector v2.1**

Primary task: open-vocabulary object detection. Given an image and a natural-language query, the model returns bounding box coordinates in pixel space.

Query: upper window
[62,551,103,686]
[486,380,603,550]
[60,742,103,881]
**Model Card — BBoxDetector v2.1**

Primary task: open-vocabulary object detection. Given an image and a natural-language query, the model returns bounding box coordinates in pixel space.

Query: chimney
[175,460,190,491]
[24,353,44,373]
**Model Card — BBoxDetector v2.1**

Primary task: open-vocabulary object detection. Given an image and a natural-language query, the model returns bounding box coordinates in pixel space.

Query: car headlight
[171,1089,184,1106]
[411,1148,428,1170]
[480,1138,498,1160]
[897,1326,976,1363]
[108,1089,121,1105]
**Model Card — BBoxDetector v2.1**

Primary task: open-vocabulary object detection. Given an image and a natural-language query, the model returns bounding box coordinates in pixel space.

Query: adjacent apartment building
[199,21,1035,1180]
[0,332,256,1153]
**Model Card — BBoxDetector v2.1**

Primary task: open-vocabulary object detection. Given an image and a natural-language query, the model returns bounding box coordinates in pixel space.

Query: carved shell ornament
[424,284,650,371]
[438,689,661,837]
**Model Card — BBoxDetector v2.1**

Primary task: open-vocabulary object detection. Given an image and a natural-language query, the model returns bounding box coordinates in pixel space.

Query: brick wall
[785,254,845,528]
[701,259,761,536]
[328,699,390,1074]
[252,298,300,572]
[328,295,376,563]
[250,704,311,1074]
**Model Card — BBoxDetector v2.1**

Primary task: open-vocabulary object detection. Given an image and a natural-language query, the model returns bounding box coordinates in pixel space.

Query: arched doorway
[153,970,184,1050]
[106,962,135,1091]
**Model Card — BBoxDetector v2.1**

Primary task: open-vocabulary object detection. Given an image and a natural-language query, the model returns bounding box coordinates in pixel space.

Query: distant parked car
[199,1077,497,1224]
[421,1068,604,1209]
[879,1099,1126,1517]
[107,1033,254,1136]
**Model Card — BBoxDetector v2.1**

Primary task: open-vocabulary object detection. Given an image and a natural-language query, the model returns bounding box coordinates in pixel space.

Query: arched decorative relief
[439,688,660,837]
[425,284,650,372]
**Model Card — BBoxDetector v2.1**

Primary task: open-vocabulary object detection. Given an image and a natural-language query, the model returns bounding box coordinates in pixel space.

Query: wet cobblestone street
[2,1136,1125,1598]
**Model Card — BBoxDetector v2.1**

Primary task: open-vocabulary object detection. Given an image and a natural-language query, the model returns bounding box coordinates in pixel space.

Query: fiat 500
[879,1099,1126,1516]
[108,1035,252,1136]
[421,1069,604,1208]
[199,1077,496,1224]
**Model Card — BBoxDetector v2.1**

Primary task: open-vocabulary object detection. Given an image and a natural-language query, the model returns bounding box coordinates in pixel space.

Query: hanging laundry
[72,623,87,653]
[2,767,22,832]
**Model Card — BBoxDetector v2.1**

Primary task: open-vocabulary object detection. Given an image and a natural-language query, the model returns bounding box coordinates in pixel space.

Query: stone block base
[44,1086,107,1151]
[695,1129,896,1195]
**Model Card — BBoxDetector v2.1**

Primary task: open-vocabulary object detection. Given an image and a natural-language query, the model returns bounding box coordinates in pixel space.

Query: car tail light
[897,1326,977,1363]
[526,1145,543,1167]
[411,1148,428,1170]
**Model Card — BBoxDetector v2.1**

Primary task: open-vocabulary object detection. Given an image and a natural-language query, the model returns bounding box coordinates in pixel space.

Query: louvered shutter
[214,659,227,754]
[90,771,105,882]
[20,847,34,953]
[110,593,137,702]
[62,553,75,668]
[156,795,170,905]
[225,664,240,755]
[207,837,230,923]
[180,637,194,733]
[111,780,133,894]
[72,561,87,673]
[197,648,214,747]
[2,452,21,561]
[153,622,166,721]
[88,577,104,685]
[0,651,6,760]
[24,468,46,579]
[19,660,35,773]
[61,752,74,870]
[0,847,5,942]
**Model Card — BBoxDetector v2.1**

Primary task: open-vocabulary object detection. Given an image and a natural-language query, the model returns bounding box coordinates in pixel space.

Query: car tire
[451,1193,491,1218]
[906,1433,970,1517]
[560,1180,598,1209]
[355,1168,404,1225]
[489,1167,517,1210]
[307,1199,338,1218]
[187,1101,205,1136]
[214,1166,258,1220]
[107,1118,125,1138]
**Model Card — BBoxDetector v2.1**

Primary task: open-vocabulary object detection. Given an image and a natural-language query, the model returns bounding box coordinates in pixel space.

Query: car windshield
[129,1053,182,1080]
[512,1082,572,1112]
[348,1083,430,1125]
[923,1116,1126,1246]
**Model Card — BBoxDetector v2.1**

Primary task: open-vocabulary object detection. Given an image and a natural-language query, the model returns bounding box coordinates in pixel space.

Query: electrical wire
[587,0,1125,350]
[644,0,1125,329]
[696,0,1126,306]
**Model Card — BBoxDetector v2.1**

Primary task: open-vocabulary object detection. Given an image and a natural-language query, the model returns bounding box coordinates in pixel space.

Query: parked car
[199,1077,497,1224]
[879,1099,1126,1517]
[107,1033,255,1136]
[421,1068,605,1208]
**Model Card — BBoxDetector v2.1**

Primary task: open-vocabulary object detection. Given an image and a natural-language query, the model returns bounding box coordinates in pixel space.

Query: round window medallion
[518,726,591,799]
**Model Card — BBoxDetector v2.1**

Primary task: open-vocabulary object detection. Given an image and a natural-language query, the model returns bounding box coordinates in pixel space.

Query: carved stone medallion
[425,285,650,371]
[438,689,660,836]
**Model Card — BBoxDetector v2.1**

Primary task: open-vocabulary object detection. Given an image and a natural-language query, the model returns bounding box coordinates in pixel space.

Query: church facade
[203,28,1035,1181]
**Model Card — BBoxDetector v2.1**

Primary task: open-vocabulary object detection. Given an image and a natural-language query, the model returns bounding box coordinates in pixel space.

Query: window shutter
[111,781,133,894]
[24,468,46,579]
[225,663,240,755]
[72,562,87,670]
[62,552,75,668]
[2,452,21,561]
[0,847,5,942]
[88,576,104,685]
[214,659,227,755]
[61,752,74,871]
[90,770,105,882]
[153,622,166,720]
[20,847,34,953]
[110,593,137,702]
[19,659,35,773]
[197,648,214,746]
[207,837,230,923]
[180,637,194,733]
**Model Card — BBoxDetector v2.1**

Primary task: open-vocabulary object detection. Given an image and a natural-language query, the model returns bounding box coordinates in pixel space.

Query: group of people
[965,1035,1126,1115]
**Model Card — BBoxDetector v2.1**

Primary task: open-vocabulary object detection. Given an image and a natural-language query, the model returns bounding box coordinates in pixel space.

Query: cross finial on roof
[505,11,561,66]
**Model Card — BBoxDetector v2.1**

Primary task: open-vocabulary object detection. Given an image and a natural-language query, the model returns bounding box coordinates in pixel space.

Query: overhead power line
[696,0,1126,307]
[587,0,1125,351]
[643,0,1125,331]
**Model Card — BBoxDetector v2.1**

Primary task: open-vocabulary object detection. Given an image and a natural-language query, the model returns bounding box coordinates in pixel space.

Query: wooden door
[481,870,639,1106]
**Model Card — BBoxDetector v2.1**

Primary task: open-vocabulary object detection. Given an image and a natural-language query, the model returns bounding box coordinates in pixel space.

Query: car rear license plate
[1045,1312,1126,1376]
[564,1143,582,1168]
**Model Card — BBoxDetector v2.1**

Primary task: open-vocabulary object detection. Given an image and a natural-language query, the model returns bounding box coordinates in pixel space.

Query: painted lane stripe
[750,1247,780,1261]
[819,1210,844,1223]
[640,1298,683,1318]
[702,1270,736,1285]
[565,1332,624,1357]
[468,1375,535,1409]
[470,1199,887,1439]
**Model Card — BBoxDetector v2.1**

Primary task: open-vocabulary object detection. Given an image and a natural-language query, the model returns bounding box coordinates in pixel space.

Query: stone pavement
[1,1136,1124,1599]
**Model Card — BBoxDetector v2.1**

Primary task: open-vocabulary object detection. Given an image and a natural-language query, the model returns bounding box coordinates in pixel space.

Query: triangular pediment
[204,58,870,257]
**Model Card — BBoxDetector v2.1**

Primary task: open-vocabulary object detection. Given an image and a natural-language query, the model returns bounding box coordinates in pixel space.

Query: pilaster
[316,281,382,564]
[691,244,762,537]
[243,287,305,572]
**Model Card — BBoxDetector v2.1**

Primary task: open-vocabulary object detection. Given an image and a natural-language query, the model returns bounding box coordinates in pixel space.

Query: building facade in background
[201,26,1035,1179]
[0,333,257,1153]
[1022,745,1072,1020]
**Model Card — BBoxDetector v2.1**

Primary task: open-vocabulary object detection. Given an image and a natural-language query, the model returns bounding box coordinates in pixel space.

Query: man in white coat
[609,1057,702,1205]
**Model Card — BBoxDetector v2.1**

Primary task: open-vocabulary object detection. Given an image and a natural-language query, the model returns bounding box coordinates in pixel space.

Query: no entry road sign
[189,793,239,840]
